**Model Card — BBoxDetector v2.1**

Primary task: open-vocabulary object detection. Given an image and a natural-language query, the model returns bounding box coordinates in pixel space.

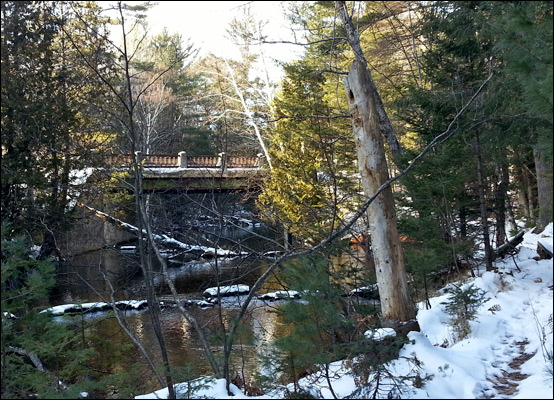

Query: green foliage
[441,283,490,341]
[393,0,553,276]
[1,1,117,253]
[261,249,431,397]
[396,0,553,243]
[491,1,553,125]
[258,59,359,240]
[267,254,354,386]
[170,364,215,399]
[1,222,98,398]
[347,350,432,399]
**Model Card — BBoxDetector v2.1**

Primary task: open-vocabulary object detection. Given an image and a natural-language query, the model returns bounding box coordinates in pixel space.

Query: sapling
[441,284,489,341]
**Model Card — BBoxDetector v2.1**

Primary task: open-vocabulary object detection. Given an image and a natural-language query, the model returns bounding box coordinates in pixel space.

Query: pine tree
[392,1,551,276]
[490,1,553,228]
[1,222,96,398]
[258,59,358,241]
[1,1,115,254]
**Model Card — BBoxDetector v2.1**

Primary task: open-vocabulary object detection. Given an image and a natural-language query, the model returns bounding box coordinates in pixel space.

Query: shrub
[441,284,490,341]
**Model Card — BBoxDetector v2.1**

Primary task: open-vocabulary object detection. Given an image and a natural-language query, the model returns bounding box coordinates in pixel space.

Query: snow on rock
[364,327,397,341]
[257,290,301,301]
[2,311,17,320]
[262,250,284,258]
[347,284,379,299]
[119,246,136,254]
[29,244,42,260]
[69,168,94,186]
[202,284,250,298]
[181,299,217,308]
[41,300,148,316]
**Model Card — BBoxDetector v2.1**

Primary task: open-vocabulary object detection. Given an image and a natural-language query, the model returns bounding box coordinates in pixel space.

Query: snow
[202,284,250,298]
[348,284,379,298]
[257,290,301,301]
[81,203,248,258]
[3,311,17,320]
[135,378,246,399]
[29,244,41,259]
[134,223,553,399]
[364,327,397,341]
[69,168,94,186]
[41,300,148,316]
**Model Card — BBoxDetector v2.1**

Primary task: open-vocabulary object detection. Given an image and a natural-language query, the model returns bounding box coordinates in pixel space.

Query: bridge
[106,151,267,192]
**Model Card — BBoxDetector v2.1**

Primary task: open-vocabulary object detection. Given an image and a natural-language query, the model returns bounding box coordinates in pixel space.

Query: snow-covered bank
[136,223,553,399]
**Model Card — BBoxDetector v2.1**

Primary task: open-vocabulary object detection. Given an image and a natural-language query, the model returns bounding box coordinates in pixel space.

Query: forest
[1,1,552,399]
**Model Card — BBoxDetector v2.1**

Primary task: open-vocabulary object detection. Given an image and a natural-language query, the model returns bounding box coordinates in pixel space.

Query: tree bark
[533,146,553,229]
[473,131,494,271]
[336,1,402,161]
[344,59,415,322]
[495,162,509,247]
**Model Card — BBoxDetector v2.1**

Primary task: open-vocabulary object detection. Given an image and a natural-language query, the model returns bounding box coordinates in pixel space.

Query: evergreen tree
[258,59,359,241]
[392,1,552,278]
[1,222,95,398]
[490,1,553,228]
[1,1,115,253]
[129,28,204,155]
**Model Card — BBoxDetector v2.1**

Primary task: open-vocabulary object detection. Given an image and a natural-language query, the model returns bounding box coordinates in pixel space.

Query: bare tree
[61,2,190,396]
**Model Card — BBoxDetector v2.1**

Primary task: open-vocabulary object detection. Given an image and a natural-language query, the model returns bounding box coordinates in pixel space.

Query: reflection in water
[54,192,377,395]
[78,298,291,395]
[55,249,373,395]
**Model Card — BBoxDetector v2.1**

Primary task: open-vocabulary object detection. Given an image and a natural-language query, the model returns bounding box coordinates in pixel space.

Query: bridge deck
[141,166,266,179]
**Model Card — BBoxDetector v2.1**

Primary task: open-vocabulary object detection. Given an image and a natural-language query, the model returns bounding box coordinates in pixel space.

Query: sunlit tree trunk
[343,60,416,323]
[337,2,416,325]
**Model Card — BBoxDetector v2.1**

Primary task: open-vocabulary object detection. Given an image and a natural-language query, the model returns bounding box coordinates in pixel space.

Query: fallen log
[76,202,247,258]
[493,231,524,259]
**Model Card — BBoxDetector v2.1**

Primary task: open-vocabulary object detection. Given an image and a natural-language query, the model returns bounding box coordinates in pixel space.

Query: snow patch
[202,284,250,298]
[364,327,397,341]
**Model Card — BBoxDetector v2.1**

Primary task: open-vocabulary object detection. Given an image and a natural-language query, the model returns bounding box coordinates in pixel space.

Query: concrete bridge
[106,151,267,192]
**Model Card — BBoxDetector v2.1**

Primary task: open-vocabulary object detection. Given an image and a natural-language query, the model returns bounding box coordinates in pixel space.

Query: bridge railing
[104,152,264,169]
[187,155,219,168]
[144,154,179,167]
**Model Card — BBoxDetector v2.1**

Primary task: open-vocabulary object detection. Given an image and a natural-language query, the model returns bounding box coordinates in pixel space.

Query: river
[52,192,374,396]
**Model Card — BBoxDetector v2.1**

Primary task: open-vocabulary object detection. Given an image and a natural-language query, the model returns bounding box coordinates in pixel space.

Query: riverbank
[135,223,553,399]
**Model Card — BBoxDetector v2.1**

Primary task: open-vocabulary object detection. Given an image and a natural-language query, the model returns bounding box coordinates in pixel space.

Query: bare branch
[269,114,350,122]
[260,37,347,46]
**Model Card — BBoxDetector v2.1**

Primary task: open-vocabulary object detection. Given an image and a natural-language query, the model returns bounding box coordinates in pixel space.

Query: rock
[202,284,250,298]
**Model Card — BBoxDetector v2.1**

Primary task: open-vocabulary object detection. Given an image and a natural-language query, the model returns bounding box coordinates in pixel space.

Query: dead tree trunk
[344,60,416,323]
[335,1,402,162]
[337,1,415,326]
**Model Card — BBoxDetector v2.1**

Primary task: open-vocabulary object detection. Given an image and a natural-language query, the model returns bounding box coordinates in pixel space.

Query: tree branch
[6,346,46,372]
